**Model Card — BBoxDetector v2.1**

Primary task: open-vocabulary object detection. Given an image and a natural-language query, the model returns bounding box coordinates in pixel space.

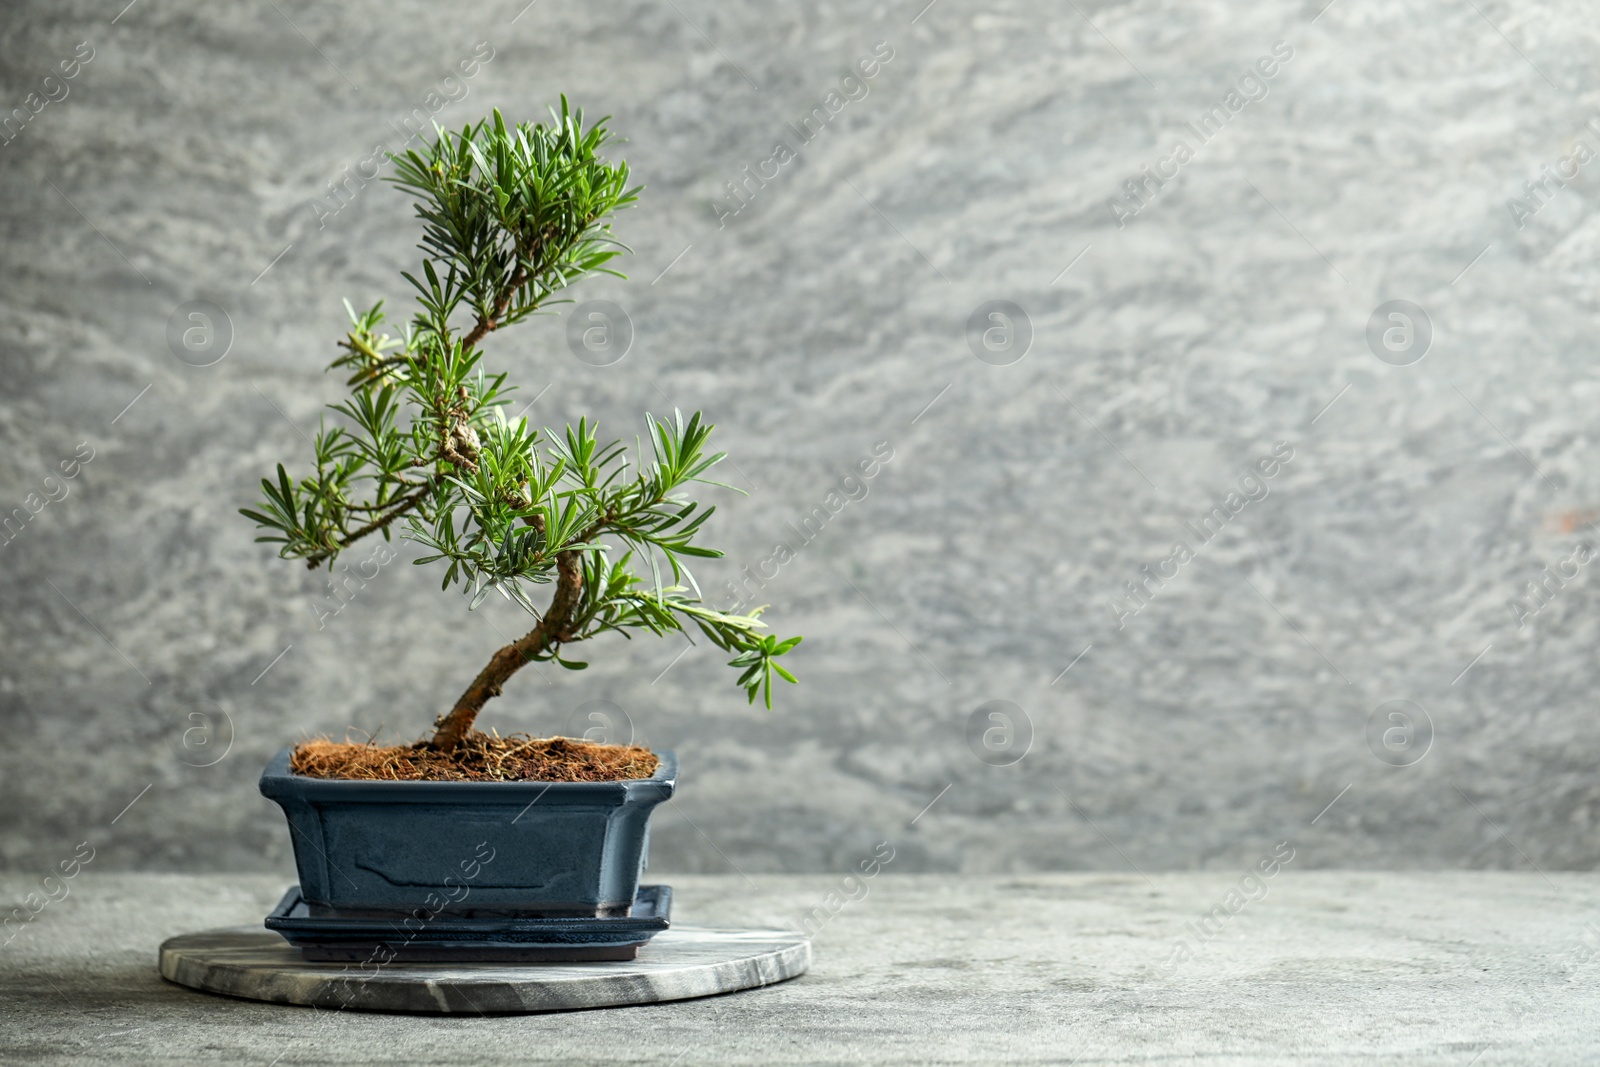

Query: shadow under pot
[258,747,677,919]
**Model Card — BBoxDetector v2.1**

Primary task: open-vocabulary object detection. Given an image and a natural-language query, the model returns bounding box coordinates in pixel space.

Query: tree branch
[429,549,583,750]
[306,484,432,568]
[459,262,528,351]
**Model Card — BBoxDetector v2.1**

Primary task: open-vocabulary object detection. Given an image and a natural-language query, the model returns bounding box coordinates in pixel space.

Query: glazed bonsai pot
[258,746,676,919]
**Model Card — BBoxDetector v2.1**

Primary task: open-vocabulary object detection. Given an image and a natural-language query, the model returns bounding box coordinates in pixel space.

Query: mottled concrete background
[2,0,1598,879]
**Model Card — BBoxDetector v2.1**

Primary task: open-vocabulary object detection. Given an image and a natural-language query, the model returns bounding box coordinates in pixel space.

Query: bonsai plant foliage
[242,104,799,927]
[242,103,802,756]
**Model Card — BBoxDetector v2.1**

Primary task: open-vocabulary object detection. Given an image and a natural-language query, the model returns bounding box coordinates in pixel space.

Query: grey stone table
[3,872,1599,1064]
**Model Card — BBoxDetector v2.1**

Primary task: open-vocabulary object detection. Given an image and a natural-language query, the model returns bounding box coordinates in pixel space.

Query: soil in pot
[290,732,659,783]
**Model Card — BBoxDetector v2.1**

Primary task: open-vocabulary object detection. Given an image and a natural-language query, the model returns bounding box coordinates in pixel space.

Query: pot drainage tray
[265,884,672,963]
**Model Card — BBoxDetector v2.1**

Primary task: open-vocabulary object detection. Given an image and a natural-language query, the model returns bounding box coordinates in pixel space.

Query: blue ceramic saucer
[265,884,672,963]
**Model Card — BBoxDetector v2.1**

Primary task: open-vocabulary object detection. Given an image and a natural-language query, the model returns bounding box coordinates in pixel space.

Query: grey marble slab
[159,924,809,1014]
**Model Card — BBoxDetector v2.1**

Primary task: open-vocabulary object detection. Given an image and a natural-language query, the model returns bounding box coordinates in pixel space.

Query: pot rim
[259,745,677,802]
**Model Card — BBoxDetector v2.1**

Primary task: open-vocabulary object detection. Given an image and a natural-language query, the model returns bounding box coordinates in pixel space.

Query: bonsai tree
[242,103,800,759]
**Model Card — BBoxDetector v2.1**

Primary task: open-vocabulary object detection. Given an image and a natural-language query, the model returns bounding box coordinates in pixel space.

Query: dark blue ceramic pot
[259,747,676,919]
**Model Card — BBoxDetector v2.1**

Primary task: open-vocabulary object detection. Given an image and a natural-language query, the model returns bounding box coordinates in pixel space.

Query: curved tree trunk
[429,551,583,750]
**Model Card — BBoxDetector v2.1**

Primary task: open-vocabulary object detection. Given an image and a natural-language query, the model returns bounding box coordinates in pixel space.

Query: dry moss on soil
[290,733,659,782]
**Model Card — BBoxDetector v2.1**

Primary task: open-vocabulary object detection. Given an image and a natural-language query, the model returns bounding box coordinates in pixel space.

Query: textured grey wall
[2,0,1598,879]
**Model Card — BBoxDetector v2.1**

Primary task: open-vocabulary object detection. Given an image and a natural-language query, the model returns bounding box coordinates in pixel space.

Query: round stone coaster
[160,926,810,1014]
